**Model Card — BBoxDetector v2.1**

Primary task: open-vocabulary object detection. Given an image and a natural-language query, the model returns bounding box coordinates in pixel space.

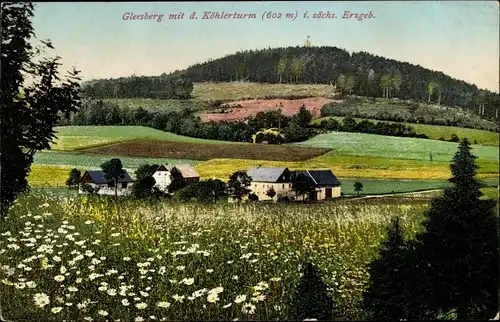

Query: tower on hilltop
[304,36,311,48]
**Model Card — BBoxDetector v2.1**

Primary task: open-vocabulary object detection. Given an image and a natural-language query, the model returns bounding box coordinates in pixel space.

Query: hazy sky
[32,1,499,91]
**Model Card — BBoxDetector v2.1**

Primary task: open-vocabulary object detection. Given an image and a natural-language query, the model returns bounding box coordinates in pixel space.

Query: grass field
[79,139,331,162]
[51,126,234,151]
[312,116,499,146]
[294,131,499,163]
[103,98,209,113]
[192,82,333,101]
[34,151,200,170]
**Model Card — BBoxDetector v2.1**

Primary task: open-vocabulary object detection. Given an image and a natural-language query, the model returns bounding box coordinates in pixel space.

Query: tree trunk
[279,74,282,84]
[428,92,431,103]
[115,179,118,198]
[437,91,442,105]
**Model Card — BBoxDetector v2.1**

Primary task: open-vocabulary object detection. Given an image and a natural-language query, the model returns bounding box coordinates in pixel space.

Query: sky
[31,1,499,92]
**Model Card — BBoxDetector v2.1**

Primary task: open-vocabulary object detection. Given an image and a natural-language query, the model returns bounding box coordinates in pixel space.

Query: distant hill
[82,46,499,122]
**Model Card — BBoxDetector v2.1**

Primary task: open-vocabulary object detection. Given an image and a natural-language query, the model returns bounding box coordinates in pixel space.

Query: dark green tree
[295,105,313,127]
[100,158,125,198]
[65,168,82,190]
[1,2,82,217]
[227,171,252,201]
[266,186,277,199]
[131,164,159,200]
[291,172,316,201]
[354,181,364,196]
[167,167,186,193]
[414,138,499,320]
[292,262,334,321]
[363,217,418,320]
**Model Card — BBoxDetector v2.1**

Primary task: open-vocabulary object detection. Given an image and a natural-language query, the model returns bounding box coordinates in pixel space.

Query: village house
[246,166,341,201]
[79,170,134,196]
[247,166,294,201]
[294,170,342,200]
[153,164,200,192]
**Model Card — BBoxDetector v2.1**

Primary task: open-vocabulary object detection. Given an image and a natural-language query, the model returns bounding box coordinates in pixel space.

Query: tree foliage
[100,158,125,198]
[353,181,363,196]
[177,179,227,203]
[227,171,252,201]
[131,164,160,200]
[1,2,82,216]
[65,168,82,190]
[291,172,316,200]
[292,262,334,321]
[167,167,186,193]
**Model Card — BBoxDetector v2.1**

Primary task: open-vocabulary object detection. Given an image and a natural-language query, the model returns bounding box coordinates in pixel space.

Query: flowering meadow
[0,192,429,321]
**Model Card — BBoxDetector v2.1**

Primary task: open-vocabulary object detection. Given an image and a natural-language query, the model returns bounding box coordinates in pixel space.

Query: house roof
[156,164,199,178]
[295,170,341,187]
[85,170,134,184]
[247,167,289,183]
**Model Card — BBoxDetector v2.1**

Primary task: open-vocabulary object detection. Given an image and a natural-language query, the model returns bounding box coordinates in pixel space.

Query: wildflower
[51,307,63,314]
[136,303,148,309]
[176,265,185,271]
[84,250,95,257]
[242,302,257,315]
[54,275,65,282]
[270,277,281,282]
[181,277,194,285]
[157,301,171,308]
[251,294,266,302]
[65,302,73,306]
[14,282,26,289]
[110,233,120,237]
[206,269,214,273]
[223,303,232,308]
[98,286,107,292]
[98,310,108,316]
[121,299,130,306]
[68,286,78,292]
[84,220,92,225]
[123,256,131,261]
[34,293,50,308]
[140,291,149,297]
[135,317,144,322]
[26,281,36,288]
[53,256,61,262]
[60,265,67,274]
[107,288,117,296]
[207,293,219,303]
[76,278,83,284]
[232,275,239,280]
[303,319,318,321]
[172,294,185,303]
[208,286,223,295]
[234,295,246,303]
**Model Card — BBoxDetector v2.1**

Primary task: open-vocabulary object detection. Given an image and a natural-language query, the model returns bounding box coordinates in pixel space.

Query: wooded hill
[82,46,499,122]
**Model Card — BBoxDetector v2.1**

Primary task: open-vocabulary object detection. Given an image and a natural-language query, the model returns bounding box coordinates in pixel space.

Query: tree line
[320,99,498,132]
[64,99,315,144]
[313,116,429,139]
[82,74,194,100]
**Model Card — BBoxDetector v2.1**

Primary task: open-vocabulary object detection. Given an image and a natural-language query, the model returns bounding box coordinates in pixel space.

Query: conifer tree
[363,217,418,320]
[415,138,498,320]
[292,262,334,321]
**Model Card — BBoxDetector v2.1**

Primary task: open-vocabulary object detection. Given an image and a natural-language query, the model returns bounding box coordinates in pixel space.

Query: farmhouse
[79,170,134,196]
[295,170,342,200]
[247,166,294,201]
[153,164,200,192]
[247,166,342,201]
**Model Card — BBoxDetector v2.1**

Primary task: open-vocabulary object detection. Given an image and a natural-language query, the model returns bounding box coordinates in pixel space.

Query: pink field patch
[198,97,337,122]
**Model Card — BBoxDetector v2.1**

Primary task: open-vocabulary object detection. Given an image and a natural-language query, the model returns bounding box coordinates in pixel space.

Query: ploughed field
[79,139,331,162]
[197,97,336,122]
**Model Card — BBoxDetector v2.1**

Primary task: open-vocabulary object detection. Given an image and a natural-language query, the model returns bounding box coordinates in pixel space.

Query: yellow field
[50,136,128,151]
[195,155,499,182]
[28,165,79,188]
[192,82,333,101]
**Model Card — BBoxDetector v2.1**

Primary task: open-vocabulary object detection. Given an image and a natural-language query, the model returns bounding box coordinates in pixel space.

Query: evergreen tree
[291,172,316,200]
[167,167,186,193]
[227,171,252,201]
[292,262,334,321]
[363,217,417,320]
[131,164,159,200]
[415,138,499,320]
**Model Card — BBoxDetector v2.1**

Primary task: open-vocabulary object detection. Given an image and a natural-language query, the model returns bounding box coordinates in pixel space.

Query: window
[122,182,127,188]
[107,182,114,188]
[282,184,284,188]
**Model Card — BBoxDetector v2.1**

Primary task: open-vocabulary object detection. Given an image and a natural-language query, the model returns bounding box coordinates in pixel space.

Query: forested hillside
[81,46,499,122]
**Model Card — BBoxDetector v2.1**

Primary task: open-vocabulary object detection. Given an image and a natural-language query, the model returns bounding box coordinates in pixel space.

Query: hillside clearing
[294,131,499,163]
[51,126,234,151]
[192,82,334,101]
[78,139,331,162]
[197,97,335,122]
[312,116,499,146]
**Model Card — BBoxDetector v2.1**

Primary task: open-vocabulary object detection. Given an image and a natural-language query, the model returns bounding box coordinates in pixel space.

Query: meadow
[0,192,429,321]
[51,126,234,151]
[294,131,499,163]
[312,116,500,146]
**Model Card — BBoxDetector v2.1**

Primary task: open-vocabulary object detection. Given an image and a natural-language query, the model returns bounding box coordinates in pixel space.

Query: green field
[51,126,235,151]
[294,131,499,163]
[312,116,499,146]
[34,151,201,169]
[104,98,209,113]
